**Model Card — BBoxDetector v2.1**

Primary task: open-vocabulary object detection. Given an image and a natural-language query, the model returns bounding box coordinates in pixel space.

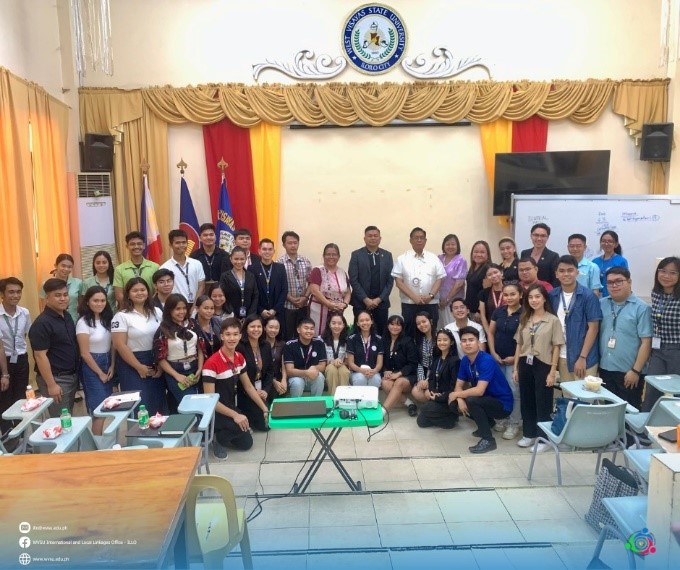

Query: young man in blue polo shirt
[549,255,603,381]
[598,267,652,410]
[449,326,513,454]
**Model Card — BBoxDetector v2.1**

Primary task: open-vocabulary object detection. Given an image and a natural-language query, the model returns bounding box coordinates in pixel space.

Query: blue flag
[216,175,235,252]
[179,177,200,255]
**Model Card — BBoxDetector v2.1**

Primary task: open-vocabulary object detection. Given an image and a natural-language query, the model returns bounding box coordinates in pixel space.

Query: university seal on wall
[342,4,407,74]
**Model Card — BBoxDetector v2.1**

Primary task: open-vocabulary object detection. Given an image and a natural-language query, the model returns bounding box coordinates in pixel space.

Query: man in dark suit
[249,238,288,321]
[520,222,560,287]
[348,226,394,335]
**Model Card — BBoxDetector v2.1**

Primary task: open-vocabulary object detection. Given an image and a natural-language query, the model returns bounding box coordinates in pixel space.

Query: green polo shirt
[113,259,159,292]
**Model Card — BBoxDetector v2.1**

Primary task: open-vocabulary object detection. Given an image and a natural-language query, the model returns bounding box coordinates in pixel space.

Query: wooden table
[0,447,200,568]
[647,426,680,454]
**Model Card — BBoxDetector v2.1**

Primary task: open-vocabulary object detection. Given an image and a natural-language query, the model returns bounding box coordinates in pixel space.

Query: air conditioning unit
[77,173,117,278]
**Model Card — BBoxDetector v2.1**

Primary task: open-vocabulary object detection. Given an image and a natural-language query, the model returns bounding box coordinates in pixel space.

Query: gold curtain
[613,80,670,194]
[120,79,653,127]
[79,89,169,262]
[249,122,282,243]
[0,68,71,317]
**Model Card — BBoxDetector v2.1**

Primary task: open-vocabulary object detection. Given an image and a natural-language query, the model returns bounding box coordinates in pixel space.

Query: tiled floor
[203,408,637,570]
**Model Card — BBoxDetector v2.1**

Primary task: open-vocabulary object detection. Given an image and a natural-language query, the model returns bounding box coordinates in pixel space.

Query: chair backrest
[647,396,680,427]
[185,475,240,560]
[560,402,627,448]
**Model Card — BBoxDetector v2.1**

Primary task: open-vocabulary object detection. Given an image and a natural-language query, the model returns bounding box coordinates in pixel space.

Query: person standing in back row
[161,229,206,311]
[392,227,446,338]
[113,231,160,309]
[520,223,560,287]
[277,231,312,340]
[348,225,394,336]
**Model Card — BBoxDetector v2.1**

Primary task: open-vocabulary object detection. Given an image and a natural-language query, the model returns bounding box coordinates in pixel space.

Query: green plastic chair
[185,475,253,570]
[528,402,627,485]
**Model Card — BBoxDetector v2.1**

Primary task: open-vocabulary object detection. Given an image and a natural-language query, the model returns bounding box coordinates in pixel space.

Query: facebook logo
[19,536,31,549]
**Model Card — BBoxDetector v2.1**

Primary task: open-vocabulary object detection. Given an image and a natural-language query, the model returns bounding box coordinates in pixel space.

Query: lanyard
[653,294,669,335]
[332,340,341,360]
[434,357,444,391]
[131,263,143,277]
[95,277,111,296]
[491,288,504,309]
[2,314,18,353]
[362,335,372,363]
[470,362,479,384]
[232,270,246,307]
[529,321,542,353]
[560,291,575,317]
[609,299,626,333]
[175,263,191,291]
[262,263,273,295]
[300,343,314,367]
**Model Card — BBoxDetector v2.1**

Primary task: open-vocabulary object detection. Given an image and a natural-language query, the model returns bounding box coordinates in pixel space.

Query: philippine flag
[215,175,236,252]
[140,174,162,263]
[179,177,201,255]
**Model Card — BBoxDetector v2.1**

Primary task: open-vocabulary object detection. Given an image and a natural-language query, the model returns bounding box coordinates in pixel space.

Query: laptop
[270,400,328,420]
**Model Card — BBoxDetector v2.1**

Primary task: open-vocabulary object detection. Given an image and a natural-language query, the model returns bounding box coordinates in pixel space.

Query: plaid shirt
[276,254,312,310]
[651,291,680,344]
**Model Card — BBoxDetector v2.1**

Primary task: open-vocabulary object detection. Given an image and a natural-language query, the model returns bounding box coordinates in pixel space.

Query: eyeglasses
[531,233,548,238]
[657,269,680,277]
[606,279,627,288]
[600,240,616,245]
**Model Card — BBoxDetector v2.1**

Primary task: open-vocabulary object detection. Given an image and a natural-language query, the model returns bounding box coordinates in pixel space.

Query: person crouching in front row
[283,317,327,397]
[449,326,513,454]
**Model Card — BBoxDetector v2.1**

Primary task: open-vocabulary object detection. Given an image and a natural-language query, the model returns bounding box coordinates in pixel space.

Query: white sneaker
[517,437,536,448]
[532,442,550,453]
[493,420,506,433]
[502,425,520,440]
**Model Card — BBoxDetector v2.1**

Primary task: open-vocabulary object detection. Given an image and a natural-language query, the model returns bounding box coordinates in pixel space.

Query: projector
[333,385,379,410]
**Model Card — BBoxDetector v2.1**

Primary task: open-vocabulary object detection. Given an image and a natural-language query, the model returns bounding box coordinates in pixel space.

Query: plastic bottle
[138,405,149,430]
[25,385,36,400]
[60,408,72,432]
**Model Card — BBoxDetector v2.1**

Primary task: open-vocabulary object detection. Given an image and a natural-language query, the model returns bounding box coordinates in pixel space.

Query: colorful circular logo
[625,528,656,556]
[342,4,407,74]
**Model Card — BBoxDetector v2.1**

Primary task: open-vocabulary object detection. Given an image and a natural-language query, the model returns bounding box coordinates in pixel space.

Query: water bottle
[25,385,36,400]
[138,405,149,430]
[60,408,72,432]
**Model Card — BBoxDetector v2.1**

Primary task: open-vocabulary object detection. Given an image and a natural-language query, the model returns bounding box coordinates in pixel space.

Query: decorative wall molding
[401,48,491,80]
[252,50,347,81]
[252,47,489,82]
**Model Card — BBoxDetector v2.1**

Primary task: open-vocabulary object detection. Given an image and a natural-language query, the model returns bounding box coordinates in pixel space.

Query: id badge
[239,306,247,318]
[9,352,18,364]
[652,336,661,349]
[182,361,191,371]
[607,338,616,349]
[188,292,194,303]
[526,354,534,366]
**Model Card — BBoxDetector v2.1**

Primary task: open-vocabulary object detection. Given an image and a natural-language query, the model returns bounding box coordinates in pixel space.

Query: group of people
[0,221,678,457]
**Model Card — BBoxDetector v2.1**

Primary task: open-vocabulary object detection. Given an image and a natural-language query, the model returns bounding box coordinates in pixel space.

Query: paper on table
[21,397,47,412]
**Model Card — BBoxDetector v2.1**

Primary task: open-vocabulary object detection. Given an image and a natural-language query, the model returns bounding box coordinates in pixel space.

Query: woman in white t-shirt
[76,286,115,435]
[111,277,164,415]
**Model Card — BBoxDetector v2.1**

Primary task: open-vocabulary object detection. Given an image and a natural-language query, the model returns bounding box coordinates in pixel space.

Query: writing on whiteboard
[621,212,660,223]
[527,215,548,223]
[596,211,617,234]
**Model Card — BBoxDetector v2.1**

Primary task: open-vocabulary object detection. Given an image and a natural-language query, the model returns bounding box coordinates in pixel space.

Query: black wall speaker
[640,123,673,162]
[82,133,114,172]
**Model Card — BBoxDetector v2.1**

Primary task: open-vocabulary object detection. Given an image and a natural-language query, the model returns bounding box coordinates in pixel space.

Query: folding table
[268,396,383,493]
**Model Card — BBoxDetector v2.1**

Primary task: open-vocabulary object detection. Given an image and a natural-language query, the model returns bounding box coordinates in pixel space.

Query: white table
[29,416,93,453]
[645,374,680,396]
[559,380,638,414]
[125,416,196,448]
[93,391,141,448]
[1,398,53,454]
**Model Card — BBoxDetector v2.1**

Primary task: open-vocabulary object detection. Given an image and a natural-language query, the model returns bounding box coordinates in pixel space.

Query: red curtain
[203,119,259,248]
[512,115,548,152]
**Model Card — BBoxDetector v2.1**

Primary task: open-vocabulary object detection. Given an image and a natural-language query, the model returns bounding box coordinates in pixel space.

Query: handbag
[584,458,640,537]
[551,397,584,435]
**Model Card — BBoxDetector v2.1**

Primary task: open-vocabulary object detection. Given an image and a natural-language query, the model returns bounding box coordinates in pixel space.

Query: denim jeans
[289,373,325,397]
[81,352,114,414]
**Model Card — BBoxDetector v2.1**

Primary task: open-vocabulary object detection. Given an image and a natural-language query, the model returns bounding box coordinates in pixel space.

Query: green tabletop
[268,396,383,429]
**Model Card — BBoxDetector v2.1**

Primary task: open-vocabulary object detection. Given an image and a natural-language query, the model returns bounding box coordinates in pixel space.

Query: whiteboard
[512,195,680,296]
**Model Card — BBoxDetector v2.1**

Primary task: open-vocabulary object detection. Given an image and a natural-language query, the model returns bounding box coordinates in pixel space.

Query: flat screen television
[493,150,610,216]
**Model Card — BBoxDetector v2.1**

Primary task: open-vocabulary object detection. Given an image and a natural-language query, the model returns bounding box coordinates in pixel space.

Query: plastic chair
[185,475,253,570]
[528,402,627,485]
[623,448,663,493]
[625,396,680,449]
[178,393,219,474]
[588,495,648,570]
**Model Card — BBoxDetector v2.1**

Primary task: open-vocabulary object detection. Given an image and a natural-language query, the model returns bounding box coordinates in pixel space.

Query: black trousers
[458,396,510,439]
[401,303,439,340]
[518,357,554,438]
[599,368,643,410]
[353,303,389,338]
[0,353,29,434]
[417,400,458,429]
[284,306,309,341]
[215,413,254,450]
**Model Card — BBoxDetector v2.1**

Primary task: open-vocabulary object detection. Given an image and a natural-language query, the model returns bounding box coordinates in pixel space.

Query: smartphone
[658,429,678,443]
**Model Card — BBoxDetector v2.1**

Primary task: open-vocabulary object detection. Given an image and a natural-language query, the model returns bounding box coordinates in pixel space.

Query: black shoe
[469,438,497,454]
[407,404,418,417]
[212,441,228,459]
[472,429,481,438]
